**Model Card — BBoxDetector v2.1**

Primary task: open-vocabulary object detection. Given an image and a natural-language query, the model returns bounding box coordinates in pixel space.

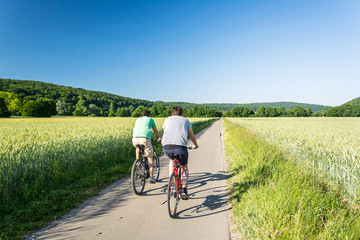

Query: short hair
[142,109,150,117]
[172,106,182,116]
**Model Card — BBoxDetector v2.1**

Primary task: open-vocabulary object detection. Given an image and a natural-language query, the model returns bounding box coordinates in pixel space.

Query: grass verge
[223,119,360,239]
[1,118,217,240]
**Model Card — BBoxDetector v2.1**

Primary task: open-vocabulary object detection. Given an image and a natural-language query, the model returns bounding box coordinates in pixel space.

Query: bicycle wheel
[153,151,160,181]
[167,173,179,218]
[131,159,146,195]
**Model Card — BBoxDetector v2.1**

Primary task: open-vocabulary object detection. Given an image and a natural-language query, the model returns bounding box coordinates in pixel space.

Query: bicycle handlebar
[188,145,199,150]
[150,138,162,142]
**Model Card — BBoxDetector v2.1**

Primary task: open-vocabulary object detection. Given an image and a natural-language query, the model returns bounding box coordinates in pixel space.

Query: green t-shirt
[132,116,156,139]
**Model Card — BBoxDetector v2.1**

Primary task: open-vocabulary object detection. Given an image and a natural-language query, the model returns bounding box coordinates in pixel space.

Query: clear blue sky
[1,0,359,106]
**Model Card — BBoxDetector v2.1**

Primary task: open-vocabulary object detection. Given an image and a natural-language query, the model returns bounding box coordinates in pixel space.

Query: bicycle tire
[153,151,160,181]
[167,173,179,218]
[131,159,146,195]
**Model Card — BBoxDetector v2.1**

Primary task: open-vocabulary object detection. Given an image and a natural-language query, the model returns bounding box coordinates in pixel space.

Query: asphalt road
[31,119,229,240]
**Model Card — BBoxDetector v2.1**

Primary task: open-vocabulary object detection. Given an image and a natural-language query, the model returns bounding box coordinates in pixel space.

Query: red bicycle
[167,153,182,218]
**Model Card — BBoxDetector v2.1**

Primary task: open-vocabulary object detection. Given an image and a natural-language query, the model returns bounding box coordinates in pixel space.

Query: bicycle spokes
[131,159,146,195]
[167,173,179,218]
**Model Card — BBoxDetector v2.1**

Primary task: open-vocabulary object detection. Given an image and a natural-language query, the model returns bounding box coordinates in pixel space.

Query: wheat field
[0,117,208,202]
[227,117,360,201]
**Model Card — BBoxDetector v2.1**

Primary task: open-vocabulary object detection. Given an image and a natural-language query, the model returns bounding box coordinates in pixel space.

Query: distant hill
[0,78,152,112]
[1,78,329,116]
[164,102,329,113]
[323,96,360,117]
[343,97,360,106]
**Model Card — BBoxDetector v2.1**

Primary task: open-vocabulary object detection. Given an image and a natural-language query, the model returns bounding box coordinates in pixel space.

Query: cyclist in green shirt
[132,110,162,183]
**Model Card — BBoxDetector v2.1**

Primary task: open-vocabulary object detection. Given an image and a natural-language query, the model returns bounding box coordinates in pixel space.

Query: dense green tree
[89,104,100,116]
[325,104,360,117]
[185,106,222,117]
[115,107,131,117]
[277,107,286,116]
[224,110,232,117]
[21,100,38,116]
[305,108,313,117]
[352,105,360,117]
[288,106,307,117]
[56,99,69,115]
[21,98,56,117]
[0,91,22,115]
[150,104,166,117]
[128,105,135,114]
[73,99,89,116]
[256,106,284,117]
[115,107,122,117]
[0,98,10,117]
[36,98,57,117]
[132,105,147,117]
[255,106,266,117]
[108,102,116,117]
[229,106,254,117]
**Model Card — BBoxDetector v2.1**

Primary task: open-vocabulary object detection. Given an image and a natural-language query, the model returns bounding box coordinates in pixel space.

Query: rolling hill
[1,78,331,115]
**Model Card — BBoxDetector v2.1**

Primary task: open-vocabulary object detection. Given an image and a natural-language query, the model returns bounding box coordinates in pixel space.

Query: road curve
[31,119,229,240]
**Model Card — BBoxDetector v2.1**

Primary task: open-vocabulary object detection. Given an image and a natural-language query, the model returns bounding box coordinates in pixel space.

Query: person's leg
[143,139,155,182]
[180,164,188,188]
[135,148,139,159]
[169,160,173,177]
[148,157,154,177]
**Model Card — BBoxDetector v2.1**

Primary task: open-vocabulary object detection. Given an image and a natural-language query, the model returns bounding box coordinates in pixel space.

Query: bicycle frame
[135,145,159,178]
[171,159,182,195]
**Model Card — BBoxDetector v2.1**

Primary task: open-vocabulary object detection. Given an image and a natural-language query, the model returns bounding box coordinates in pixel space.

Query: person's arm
[152,127,162,140]
[150,118,162,140]
[188,127,198,149]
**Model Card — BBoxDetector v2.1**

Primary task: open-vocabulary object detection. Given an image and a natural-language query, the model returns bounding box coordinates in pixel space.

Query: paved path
[32,119,229,240]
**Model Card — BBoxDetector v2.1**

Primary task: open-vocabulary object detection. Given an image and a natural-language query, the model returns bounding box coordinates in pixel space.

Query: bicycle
[166,146,197,218]
[131,140,160,195]
[167,153,182,218]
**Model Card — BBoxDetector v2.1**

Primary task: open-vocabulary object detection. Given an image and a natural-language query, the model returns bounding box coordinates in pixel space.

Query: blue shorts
[162,145,188,166]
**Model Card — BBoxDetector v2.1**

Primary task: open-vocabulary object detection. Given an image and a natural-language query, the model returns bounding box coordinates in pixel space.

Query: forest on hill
[0,78,222,117]
[323,96,360,117]
[165,101,329,112]
[0,78,356,117]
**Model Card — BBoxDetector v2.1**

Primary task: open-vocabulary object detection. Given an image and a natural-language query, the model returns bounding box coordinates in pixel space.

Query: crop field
[0,117,213,203]
[1,117,216,239]
[223,118,360,238]
[227,117,360,201]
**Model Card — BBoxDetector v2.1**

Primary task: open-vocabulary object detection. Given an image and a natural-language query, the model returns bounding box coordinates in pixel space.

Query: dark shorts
[162,145,188,166]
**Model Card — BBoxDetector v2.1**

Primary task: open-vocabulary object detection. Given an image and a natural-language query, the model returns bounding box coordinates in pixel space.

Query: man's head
[172,106,183,116]
[142,109,151,117]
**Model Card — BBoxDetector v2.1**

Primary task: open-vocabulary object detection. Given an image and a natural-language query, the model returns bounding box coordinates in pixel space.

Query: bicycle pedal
[181,194,189,200]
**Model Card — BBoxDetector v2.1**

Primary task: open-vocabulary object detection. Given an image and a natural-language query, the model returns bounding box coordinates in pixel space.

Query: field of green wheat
[227,117,360,201]
[0,117,215,240]
[223,118,360,239]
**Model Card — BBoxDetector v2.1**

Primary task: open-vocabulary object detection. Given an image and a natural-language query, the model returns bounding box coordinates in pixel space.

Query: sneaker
[181,188,189,200]
[149,177,156,184]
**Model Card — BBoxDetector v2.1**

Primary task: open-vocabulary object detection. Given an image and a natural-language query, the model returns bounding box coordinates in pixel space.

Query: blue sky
[1,0,359,106]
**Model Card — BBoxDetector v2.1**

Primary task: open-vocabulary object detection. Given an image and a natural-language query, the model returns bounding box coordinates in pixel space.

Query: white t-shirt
[161,116,192,147]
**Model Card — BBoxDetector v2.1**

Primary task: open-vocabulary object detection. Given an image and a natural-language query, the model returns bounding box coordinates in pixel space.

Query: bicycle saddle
[168,153,180,160]
[135,144,145,150]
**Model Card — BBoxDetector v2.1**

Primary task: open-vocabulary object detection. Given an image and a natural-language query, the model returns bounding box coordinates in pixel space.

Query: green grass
[224,119,360,239]
[1,117,217,240]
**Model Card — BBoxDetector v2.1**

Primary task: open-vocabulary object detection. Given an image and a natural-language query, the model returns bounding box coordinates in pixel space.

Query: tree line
[0,90,223,117]
[0,90,314,118]
[166,101,328,112]
[322,104,360,117]
[1,78,359,118]
[223,105,313,117]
